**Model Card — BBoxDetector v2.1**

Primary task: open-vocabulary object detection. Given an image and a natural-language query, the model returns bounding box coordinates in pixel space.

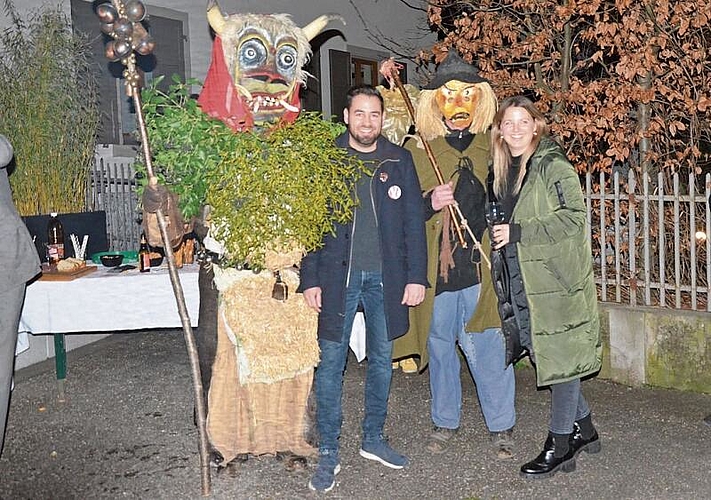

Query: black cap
[423,50,488,89]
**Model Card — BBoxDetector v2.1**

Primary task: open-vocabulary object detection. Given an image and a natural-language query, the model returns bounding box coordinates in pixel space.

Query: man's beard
[349,128,379,149]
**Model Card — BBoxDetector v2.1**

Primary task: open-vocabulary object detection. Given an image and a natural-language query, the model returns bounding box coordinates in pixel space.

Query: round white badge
[388,185,402,200]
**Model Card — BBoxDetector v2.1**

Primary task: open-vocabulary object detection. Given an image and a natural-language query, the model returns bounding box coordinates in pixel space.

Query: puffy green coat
[392,133,501,368]
[510,137,602,386]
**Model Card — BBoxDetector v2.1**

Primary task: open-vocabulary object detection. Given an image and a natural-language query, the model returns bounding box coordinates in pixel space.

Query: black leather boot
[520,432,576,479]
[570,420,601,457]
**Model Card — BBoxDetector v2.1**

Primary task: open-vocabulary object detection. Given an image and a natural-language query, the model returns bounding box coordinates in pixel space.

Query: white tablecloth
[19,263,200,335]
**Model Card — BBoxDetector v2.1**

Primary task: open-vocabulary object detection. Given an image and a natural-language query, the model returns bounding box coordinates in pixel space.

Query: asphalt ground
[1,330,710,500]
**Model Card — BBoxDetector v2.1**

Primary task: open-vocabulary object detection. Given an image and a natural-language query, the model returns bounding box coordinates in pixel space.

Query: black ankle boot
[570,419,601,457]
[520,432,576,479]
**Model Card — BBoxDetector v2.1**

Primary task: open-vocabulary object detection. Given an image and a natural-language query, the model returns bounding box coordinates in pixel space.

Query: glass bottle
[139,233,151,273]
[47,213,65,265]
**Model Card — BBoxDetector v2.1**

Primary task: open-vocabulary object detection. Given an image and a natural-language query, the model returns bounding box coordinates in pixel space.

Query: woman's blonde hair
[490,95,549,198]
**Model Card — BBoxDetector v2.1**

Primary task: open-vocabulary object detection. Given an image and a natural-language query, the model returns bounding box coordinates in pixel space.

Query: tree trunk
[637,71,652,175]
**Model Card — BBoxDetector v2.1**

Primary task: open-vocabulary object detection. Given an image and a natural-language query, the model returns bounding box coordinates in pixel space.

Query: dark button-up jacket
[298,133,428,342]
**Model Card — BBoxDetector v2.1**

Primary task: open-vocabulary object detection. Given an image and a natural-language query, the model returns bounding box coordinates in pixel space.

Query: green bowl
[90,250,138,264]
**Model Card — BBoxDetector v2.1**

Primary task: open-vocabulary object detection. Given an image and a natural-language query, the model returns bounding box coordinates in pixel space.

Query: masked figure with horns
[142,0,348,470]
[197,1,330,131]
[379,50,517,459]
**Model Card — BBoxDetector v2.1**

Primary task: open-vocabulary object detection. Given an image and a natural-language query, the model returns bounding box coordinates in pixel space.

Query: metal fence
[88,157,141,251]
[586,171,710,312]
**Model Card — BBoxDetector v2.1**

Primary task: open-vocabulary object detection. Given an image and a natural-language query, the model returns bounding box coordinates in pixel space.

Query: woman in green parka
[488,96,602,479]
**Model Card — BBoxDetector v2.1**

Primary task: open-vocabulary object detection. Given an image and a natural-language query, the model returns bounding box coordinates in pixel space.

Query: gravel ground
[1,330,710,500]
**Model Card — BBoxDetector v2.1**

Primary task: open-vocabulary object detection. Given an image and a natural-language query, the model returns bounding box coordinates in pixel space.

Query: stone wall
[600,303,711,393]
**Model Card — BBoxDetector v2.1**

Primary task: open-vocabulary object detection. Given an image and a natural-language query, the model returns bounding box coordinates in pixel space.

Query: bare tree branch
[347,0,432,65]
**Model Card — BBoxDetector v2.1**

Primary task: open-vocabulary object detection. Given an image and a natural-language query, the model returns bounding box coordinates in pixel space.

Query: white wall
[1,0,435,117]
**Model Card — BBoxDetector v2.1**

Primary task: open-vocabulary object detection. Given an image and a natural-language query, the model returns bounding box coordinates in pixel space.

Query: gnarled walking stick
[97,1,211,495]
[380,60,490,269]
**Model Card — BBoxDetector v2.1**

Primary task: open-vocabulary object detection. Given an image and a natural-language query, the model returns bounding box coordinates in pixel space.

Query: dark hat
[423,50,488,89]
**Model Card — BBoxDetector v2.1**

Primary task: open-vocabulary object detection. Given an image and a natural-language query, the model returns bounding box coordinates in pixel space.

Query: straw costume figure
[141,0,352,470]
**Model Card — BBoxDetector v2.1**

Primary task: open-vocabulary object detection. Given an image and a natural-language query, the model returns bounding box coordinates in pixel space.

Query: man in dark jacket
[298,85,428,493]
[0,134,41,456]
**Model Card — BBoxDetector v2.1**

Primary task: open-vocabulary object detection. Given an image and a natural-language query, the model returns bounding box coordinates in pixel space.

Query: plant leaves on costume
[136,76,363,269]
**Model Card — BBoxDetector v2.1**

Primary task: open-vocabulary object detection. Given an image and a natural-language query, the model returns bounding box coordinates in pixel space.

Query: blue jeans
[427,284,516,432]
[315,271,393,453]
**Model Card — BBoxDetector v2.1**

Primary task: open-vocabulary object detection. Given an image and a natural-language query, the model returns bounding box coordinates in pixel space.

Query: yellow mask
[434,80,481,130]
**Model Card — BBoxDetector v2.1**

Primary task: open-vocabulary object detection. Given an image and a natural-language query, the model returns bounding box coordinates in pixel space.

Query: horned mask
[198,0,343,131]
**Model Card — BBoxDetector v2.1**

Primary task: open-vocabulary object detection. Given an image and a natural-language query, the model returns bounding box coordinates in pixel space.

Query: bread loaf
[56,257,86,273]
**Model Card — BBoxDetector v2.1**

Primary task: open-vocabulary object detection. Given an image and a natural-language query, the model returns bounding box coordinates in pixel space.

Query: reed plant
[0,0,99,215]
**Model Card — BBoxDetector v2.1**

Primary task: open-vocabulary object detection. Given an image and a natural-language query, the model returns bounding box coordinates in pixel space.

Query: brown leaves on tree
[425,0,711,176]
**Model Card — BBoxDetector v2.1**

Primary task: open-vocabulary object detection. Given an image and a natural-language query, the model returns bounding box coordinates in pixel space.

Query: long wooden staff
[380,61,490,269]
[100,1,211,495]
[126,60,211,496]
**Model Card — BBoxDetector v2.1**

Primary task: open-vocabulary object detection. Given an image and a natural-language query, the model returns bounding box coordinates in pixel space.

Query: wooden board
[39,265,98,281]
